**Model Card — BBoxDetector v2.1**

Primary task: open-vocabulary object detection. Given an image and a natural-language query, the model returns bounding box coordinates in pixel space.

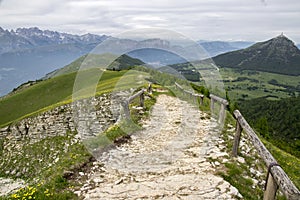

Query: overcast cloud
[0,0,299,43]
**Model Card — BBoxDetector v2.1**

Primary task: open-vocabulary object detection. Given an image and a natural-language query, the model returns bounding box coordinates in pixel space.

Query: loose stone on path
[78,95,241,199]
[0,178,25,197]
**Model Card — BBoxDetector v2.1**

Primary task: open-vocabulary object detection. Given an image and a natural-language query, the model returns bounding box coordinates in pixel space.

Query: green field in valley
[218,68,300,101]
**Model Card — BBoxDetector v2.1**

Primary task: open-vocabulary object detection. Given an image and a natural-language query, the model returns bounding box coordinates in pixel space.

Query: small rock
[74,191,81,196]
[222,158,229,163]
[54,157,59,163]
[79,172,85,176]
[237,156,245,164]
[249,167,256,175]
[229,186,239,196]
[93,178,104,184]
[11,169,16,175]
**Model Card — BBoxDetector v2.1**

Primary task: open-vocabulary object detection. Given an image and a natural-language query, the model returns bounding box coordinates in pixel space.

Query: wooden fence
[233,110,300,200]
[174,82,300,200]
[122,89,146,119]
[209,94,228,124]
[174,82,204,105]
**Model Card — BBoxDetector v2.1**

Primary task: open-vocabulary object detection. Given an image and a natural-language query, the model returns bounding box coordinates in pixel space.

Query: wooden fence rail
[233,110,300,200]
[209,94,228,124]
[174,82,204,105]
[122,89,146,119]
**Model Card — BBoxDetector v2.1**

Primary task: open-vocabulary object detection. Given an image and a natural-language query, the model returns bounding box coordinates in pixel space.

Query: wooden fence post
[232,121,242,157]
[264,173,278,200]
[147,83,152,94]
[140,92,144,108]
[122,101,130,119]
[210,98,215,112]
[200,96,203,105]
[218,103,226,124]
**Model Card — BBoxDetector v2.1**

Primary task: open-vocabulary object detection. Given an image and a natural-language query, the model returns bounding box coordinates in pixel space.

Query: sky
[0,0,300,43]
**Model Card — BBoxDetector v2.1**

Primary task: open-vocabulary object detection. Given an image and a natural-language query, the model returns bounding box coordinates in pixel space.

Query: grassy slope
[262,138,300,191]
[0,69,150,127]
[0,68,152,199]
[46,54,144,79]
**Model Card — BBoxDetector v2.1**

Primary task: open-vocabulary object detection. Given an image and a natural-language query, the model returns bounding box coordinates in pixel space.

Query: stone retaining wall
[0,92,130,144]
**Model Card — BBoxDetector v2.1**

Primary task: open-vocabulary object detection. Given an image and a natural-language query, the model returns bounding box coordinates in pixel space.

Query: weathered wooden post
[122,89,146,119]
[122,101,130,119]
[196,94,204,105]
[209,94,228,123]
[187,91,193,103]
[140,91,145,108]
[232,120,242,157]
[218,103,226,123]
[264,171,278,200]
[200,96,203,105]
[210,98,215,111]
[193,94,197,104]
[147,83,152,94]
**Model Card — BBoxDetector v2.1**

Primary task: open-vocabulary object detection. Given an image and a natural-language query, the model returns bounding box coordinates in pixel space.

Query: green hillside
[239,96,300,157]
[0,69,149,127]
[44,54,144,79]
[213,35,300,75]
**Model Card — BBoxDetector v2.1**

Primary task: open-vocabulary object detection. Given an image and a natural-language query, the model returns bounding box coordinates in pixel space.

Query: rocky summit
[213,34,300,75]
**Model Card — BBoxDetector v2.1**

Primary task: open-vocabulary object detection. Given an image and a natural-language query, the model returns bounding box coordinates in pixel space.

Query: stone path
[0,178,25,197]
[78,95,241,199]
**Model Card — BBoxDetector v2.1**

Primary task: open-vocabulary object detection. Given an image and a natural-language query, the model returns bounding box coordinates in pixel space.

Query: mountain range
[198,41,253,57]
[0,26,256,96]
[1,26,300,96]
[213,34,300,75]
[0,27,108,54]
[0,27,108,96]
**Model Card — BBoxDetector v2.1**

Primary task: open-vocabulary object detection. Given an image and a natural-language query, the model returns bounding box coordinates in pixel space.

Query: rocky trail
[76,94,242,199]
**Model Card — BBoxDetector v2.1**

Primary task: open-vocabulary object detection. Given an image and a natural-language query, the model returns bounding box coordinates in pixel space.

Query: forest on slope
[238,96,300,157]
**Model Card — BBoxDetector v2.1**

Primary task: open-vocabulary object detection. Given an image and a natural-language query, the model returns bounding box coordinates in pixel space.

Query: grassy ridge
[0,70,148,127]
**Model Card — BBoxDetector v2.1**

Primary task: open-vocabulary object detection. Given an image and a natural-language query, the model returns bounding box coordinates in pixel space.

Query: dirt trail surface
[79,95,241,199]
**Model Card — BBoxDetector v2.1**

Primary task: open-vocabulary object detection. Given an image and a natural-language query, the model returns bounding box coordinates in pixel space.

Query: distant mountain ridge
[0,27,109,96]
[198,41,253,57]
[0,27,108,54]
[2,26,297,96]
[213,34,300,75]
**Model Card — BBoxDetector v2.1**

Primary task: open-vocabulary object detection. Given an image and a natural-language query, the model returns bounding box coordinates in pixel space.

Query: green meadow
[218,68,300,101]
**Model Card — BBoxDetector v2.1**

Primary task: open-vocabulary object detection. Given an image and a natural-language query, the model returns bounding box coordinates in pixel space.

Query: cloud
[1,68,15,72]
[0,0,299,42]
